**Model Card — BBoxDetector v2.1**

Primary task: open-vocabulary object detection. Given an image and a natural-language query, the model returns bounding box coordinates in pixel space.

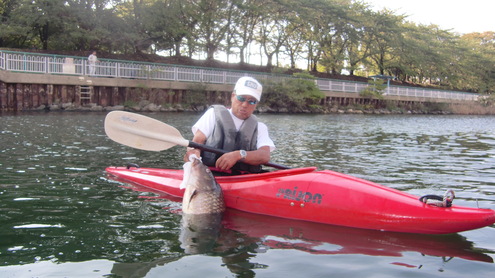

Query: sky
[365,0,494,34]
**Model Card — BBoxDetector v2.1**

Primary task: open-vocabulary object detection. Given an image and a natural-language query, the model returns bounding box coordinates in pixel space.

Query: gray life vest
[202,105,261,173]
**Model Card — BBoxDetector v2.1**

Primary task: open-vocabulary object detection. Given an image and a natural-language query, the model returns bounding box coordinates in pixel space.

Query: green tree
[192,0,233,60]
[256,0,292,68]
[142,0,197,56]
[344,1,374,76]
[317,3,354,74]
[58,0,119,51]
[297,0,350,73]
[0,0,33,48]
[225,0,263,64]
[458,32,495,94]
[365,9,405,76]
[282,17,306,69]
[114,0,156,53]
[24,0,72,50]
[0,0,123,50]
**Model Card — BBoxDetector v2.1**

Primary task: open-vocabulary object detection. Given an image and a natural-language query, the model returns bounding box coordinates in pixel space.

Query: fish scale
[184,191,224,213]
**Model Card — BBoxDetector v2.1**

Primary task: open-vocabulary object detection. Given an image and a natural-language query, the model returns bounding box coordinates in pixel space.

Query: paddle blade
[104,111,189,151]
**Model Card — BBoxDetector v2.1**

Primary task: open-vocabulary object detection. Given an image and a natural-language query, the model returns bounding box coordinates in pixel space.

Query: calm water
[1,111,495,278]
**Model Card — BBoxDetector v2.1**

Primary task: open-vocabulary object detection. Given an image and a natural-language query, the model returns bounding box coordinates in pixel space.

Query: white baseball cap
[234,77,263,101]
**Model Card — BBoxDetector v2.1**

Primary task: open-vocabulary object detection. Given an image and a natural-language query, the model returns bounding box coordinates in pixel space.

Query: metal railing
[0,50,478,101]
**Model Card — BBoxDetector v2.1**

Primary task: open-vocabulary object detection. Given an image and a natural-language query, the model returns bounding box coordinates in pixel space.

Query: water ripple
[1,112,494,276]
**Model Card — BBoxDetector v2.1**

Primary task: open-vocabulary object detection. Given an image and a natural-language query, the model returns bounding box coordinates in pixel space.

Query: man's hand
[184,131,207,162]
[215,151,242,171]
[184,147,201,162]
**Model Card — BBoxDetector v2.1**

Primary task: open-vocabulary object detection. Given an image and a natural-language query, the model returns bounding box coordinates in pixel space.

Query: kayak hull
[105,166,495,234]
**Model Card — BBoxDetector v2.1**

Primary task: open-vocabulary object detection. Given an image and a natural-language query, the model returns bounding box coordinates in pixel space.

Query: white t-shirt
[192,108,275,152]
[88,54,97,64]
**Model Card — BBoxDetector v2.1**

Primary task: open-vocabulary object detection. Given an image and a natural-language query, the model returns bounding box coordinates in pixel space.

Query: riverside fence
[0,49,478,102]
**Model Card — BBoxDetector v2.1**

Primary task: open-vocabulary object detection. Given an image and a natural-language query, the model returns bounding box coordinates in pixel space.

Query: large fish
[179,155,225,254]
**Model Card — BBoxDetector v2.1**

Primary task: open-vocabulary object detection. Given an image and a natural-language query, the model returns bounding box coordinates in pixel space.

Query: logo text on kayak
[276,187,322,204]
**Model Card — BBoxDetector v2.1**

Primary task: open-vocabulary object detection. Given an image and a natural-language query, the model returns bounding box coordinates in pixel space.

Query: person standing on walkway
[88,51,98,76]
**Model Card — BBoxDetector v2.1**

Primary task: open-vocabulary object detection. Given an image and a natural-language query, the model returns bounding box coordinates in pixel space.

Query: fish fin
[189,189,198,200]
[185,189,198,210]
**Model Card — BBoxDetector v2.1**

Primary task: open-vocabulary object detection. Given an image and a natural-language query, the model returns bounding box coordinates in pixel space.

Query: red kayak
[105,166,495,234]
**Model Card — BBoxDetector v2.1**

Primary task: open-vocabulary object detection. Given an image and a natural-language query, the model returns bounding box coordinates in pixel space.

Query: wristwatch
[239,150,247,160]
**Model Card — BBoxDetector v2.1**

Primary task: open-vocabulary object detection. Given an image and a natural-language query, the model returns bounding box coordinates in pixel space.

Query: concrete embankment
[0,70,231,112]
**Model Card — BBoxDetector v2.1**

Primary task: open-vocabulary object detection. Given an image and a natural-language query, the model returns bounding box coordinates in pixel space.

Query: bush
[478,94,495,107]
[360,79,386,99]
[262,72,324,112]
[123,100,137,108]
[185,82,208,111]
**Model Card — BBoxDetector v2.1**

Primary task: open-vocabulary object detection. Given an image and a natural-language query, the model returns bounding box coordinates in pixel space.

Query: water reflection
[179,213,223,255]
[109,203,493,278]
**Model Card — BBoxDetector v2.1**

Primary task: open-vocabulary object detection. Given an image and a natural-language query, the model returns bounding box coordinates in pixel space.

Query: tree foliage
[1,0,494,95]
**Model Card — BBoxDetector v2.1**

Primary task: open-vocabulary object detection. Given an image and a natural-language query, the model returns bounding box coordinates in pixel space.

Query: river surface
[1,111,494,278]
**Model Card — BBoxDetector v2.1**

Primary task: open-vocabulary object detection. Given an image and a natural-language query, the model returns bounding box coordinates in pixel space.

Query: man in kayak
[184,76,275,173]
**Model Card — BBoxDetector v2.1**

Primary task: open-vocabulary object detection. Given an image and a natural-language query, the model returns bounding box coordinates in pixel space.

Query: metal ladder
[79,85,92,105]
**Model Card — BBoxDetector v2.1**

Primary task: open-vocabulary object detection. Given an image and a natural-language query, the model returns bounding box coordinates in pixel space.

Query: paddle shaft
[188,141,290,170]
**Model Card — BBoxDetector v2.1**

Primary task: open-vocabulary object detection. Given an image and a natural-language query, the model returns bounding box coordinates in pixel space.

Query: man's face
[230,93,258,120]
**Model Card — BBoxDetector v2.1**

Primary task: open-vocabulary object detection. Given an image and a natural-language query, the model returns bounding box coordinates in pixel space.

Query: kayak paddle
[104,111,291,170]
